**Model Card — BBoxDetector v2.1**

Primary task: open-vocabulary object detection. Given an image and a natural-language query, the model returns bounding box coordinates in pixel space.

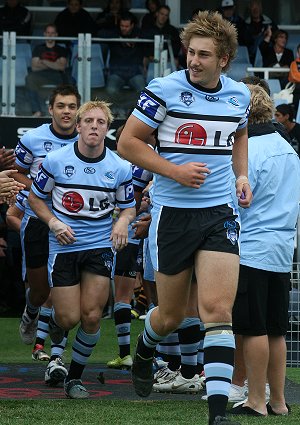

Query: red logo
[62,191,84,213]
[175,123,207,146]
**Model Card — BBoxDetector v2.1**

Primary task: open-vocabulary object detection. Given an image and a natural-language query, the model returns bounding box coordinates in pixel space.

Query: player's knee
[160,315,184,334]
[58,312,80,331]
[81,310,101,330]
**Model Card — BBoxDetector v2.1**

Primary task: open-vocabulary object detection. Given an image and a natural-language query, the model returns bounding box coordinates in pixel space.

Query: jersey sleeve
[132,164,153,191]
[15,132,33,169]
[31,156,55,199]
[133,78,167,128]
[115,163,136,210]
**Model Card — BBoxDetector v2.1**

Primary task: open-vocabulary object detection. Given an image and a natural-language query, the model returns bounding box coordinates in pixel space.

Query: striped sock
[178,317,201,379]
[114,302,131,358]
[67,327,100,381]
[35,306,51,346]
[204,322,235,424]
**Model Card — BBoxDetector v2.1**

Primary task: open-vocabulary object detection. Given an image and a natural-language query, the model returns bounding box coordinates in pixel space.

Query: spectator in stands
[289,43,300,115]
[25,24,69,117]
[141,5,182,69]
[96,0,129,34]
[218,0,250,47]
[259,28,294,88]
[244,0,278,65]
[54,0,98,38]
[140,0,160,30]
[103,11,145,115]
[275,103,300,154]
[0,0,31,36]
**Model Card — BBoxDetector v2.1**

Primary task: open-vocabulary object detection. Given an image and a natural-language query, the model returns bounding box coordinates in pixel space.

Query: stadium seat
[0,56,28,87]
[267,79,281,96]
[235,45,251,64]
[16,42,32,69]
[254,48,263,67]
[15,57,28,86]
[226,62,253,82]
[71,43,106,88]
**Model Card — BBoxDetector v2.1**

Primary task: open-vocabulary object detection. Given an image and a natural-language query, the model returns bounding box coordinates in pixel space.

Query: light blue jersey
[15,123,78,217]
[133,70,250,208]
[15,190,29,281]
[31,142,136,254]
[236,125,300,272]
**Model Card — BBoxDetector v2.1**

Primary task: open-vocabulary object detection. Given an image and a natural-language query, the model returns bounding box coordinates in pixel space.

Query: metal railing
[0,32,174,115]
[287,263,300,367]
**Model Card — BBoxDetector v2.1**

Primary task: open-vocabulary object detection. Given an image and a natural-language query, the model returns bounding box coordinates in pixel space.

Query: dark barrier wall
[0,117,124,151]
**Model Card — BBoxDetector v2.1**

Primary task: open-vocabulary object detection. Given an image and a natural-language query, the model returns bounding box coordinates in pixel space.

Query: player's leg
[65,271,110,399]
[20,218,50,344]
[197,250,239,425]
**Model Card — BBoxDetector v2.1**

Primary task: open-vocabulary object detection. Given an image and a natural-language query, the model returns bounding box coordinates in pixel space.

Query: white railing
[288,264,300,367]
[0,32,173,115]
[246,67,290,80]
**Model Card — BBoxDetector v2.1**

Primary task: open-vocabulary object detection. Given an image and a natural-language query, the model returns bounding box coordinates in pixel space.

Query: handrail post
[1,32,9,115]
[9,31,16,116]
[84,33,91,103]
[77,33,84,102]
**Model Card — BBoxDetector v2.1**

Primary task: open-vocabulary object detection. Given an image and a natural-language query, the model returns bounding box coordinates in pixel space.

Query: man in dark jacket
[0,0,31,36]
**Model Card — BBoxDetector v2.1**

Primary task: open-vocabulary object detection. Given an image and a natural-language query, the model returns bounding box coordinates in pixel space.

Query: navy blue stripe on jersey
[117,199,134,206]
[143,88,166,107]
[158,146,232,155]
[167,111,241,123]
[135,105,162,124]
[52,205,112,221]
[16,139,33,155]
[119,178,134,187]
[55,182,117,193]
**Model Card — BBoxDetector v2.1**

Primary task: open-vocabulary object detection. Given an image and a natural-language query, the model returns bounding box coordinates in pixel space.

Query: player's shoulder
[20,123,50,143]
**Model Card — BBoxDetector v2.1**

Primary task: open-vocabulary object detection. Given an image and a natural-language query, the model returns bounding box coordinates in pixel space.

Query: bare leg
[267,335,289,415]
[243,335,268,415]
[232,335,247,387]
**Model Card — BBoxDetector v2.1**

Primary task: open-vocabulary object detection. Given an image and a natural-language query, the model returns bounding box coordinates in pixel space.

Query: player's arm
[6,204,24,233]
[118,115,210,188]
[232,126,252,208]
[110,207,136,251]
[13,164,33,190]
[28,190,76,246]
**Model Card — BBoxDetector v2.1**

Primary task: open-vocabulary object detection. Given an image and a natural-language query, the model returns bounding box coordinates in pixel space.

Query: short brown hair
[180,10,238,72]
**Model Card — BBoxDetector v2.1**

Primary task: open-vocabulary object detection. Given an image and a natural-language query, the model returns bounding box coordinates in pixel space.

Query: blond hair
[180,10,238,72]
[76,100,114,127]
[247,84,274,125]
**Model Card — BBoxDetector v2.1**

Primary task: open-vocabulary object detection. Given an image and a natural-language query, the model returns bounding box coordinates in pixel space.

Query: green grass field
[0,318,299,425]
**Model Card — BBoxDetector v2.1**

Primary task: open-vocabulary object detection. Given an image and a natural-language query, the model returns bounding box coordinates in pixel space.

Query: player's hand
[132,214,151,239]
[0,170,25,199]
[172,162,211,188]
[110,218,129,251]
[236,176,253,208]
[48,217,76,245]
[0,147,15,170]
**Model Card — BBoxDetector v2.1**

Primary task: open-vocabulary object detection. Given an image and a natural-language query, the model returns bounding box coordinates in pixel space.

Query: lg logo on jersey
[62,191,110,213]
[175,123,235,147]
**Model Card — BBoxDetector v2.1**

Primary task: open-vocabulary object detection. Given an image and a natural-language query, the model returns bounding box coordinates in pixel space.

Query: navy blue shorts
[48,248,114,288]
[24,217,49,268]
[149,203,240,275]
